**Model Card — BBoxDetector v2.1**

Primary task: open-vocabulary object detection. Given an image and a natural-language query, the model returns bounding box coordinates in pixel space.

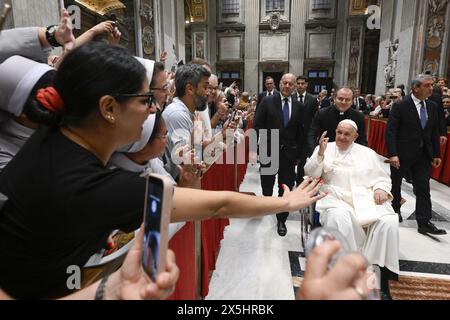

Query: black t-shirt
[0,127,146,299]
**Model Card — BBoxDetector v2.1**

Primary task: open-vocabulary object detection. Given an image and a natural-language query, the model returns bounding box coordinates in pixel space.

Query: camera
[226,92,236,108]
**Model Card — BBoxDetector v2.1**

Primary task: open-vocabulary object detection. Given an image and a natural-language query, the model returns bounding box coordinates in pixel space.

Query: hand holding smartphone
[141,173,174,281]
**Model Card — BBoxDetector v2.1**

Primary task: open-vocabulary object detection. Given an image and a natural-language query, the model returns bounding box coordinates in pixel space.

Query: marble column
[395,0,419,90]
[158,0,178,67]
[334,0,349,87]
[175,0,186,63]
[442,3,450,77]
[375,0,396,95]
[9,0,60,28]
[289,0,307,76]
[207,0,217,72]
[244,0,259,93]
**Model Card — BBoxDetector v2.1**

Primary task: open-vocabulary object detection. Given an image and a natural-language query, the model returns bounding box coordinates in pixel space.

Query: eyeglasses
[150,83,170,92]
[114,92,154,107]
[155,133,168,140]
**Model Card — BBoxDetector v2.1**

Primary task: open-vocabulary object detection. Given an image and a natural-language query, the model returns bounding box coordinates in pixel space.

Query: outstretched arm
[171,178,325,223]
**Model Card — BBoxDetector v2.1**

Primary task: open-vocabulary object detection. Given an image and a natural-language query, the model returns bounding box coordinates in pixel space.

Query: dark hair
[175,64,211,98]
[23,70,58,126]
[149,112,164,141]
[43,42,146,127]
[189,58,211,69]
[337,87,355,98]
[150,62,166,88]
[265,77,274,83]
[296,75,309,83]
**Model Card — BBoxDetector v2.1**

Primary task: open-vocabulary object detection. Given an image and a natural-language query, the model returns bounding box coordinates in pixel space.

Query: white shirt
[411,94,428,121]
[196,105,213,141]
[298,92,306,103]
[266,91,275,96]
[280,95,292,120]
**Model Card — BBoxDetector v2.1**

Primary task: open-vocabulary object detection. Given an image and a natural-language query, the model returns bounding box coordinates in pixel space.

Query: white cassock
[305,142,399,274]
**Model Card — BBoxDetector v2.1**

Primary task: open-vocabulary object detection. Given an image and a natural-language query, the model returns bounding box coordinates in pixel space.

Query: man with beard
[162,64,211,180]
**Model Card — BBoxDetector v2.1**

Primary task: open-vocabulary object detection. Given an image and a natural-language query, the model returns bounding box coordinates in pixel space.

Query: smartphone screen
[142,178,163,281]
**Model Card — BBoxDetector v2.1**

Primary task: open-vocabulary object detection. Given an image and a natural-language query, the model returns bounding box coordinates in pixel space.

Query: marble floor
[206,157,450,300]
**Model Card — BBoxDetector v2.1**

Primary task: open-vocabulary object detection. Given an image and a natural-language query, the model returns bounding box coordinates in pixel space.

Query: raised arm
[304,131,328,179]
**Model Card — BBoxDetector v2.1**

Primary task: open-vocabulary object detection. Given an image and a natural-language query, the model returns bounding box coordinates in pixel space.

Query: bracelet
[95,275,110,300]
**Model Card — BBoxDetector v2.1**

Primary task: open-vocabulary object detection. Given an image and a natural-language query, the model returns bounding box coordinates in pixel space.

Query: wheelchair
[300,204,321,252]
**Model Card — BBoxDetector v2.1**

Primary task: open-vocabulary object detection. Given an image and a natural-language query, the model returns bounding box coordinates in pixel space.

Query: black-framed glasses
[150,83,170,92]
[114,92,154,107]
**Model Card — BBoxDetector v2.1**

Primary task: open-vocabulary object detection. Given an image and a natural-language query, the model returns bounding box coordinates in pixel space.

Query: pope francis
[305,119,399,299]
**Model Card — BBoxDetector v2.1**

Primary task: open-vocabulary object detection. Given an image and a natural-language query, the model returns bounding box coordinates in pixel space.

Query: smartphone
[142,173,174,281]
[229,109,237,122]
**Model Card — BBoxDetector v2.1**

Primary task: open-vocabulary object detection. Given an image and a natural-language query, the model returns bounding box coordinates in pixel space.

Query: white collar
[109,153,148,173]
[411,94,424,106]
[0,118,36,140]
[281,95,292,103]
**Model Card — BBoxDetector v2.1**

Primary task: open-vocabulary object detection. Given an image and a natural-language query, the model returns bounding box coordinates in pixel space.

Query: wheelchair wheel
[300,208,311,252]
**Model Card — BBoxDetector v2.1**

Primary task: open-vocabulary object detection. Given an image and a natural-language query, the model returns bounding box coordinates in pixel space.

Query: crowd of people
[0,9,448,301]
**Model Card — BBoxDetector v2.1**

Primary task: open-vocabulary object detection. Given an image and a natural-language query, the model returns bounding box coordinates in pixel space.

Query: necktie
[268,92,272,96]
[283,98,290,127]
[420,101,427,129]
[300,94,304,104]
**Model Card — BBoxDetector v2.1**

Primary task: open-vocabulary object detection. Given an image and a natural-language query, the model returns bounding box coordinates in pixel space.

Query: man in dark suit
[292,76,319,185]
[386,75,446,235]
[254,73,307,237]
[318,90,332,109]
[352,88,368,113]
[308,87,367,154]
[429,86,448,146]
[256,76,278,110]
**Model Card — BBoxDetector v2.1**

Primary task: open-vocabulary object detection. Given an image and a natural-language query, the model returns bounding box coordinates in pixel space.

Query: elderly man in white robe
[305,119,399,300]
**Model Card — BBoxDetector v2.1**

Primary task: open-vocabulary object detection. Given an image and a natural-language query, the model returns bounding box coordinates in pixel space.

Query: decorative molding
[346,26,362,89]
[423,0,449,75]
[139,0,155,59]
[75,0,126,15]
[384,39,399,89]
[260,0,290,24]
[193,31,207,60]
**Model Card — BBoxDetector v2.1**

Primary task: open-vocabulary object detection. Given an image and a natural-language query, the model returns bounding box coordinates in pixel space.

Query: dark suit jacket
[319,97,332,109]
[352,97,369,113]
[308,106,368,156]
[253,95,306,162]
[257,90,278,109]
[293,92,319,158]
[428,92,447,137]
[386,95,441,162]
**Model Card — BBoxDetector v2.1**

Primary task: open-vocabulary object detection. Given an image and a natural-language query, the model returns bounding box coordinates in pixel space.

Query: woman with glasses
[0,42,325,299]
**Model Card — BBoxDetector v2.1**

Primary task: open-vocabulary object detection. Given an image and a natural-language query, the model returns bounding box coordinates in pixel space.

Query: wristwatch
[45,25,62,48]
